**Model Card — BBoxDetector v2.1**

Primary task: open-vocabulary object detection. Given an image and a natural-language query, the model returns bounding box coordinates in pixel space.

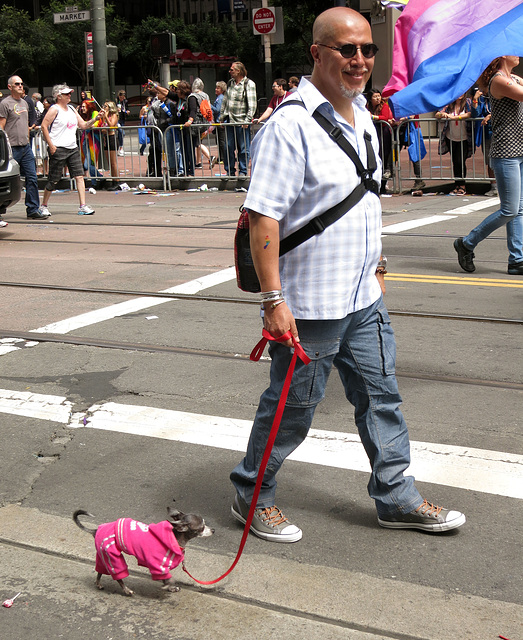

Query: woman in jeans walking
[454,56,523,275]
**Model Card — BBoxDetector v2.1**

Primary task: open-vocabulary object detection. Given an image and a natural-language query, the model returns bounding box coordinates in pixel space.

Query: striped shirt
[244,76,383,320]
[220,76,257,123]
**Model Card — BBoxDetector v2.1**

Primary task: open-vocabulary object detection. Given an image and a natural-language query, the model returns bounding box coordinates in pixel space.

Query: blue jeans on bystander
[12,144,40,215]
[463,155,523,265]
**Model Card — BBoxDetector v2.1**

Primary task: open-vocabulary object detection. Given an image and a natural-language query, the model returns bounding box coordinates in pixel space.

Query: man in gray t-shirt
[0,75,48,219]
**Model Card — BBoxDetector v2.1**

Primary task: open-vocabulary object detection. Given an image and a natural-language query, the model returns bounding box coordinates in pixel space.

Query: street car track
[1,329,522,391]
[0,281,520,325]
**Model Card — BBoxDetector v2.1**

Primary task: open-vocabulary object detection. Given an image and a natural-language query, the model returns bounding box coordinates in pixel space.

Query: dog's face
[167,507,214,542]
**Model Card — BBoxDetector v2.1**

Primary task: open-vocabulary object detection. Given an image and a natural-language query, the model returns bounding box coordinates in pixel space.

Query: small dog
[73,506,213,596]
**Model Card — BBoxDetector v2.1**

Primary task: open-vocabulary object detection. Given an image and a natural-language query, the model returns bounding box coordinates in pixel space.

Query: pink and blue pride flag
[383,0,523,117]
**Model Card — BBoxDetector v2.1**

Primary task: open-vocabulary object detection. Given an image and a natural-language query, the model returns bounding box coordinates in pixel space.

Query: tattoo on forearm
[263,235,270,249]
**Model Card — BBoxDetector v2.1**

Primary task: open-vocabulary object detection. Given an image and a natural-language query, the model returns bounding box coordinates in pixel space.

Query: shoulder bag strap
[273,100,379,256]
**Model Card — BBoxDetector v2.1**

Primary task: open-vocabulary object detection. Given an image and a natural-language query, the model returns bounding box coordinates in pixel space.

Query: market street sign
[53,10,90,24]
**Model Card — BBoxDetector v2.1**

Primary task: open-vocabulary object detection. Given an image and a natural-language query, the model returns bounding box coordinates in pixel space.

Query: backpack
[189,92,213,123]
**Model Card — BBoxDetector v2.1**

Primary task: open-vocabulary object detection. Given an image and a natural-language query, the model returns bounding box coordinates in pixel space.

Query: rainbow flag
[383,0,523,118]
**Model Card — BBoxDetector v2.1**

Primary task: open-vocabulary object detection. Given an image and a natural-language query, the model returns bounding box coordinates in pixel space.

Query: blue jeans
[12,145,40,215]
[226,125,251,175]
[164,127,177,173]
[230,298,423,517]
[463,155,523,265]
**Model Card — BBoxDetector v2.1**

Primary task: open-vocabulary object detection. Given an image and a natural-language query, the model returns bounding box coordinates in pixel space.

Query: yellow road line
[386,273,523,288]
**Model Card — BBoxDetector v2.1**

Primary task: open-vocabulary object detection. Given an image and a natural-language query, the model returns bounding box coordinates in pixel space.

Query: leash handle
[183,330,310,585]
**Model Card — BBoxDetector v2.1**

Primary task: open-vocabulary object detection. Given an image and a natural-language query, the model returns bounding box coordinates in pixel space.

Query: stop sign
[253,7,276,35]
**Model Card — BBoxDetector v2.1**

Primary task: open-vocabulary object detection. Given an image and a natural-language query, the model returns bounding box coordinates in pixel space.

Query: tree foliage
[0,1,328,89]
[0,5,56,83]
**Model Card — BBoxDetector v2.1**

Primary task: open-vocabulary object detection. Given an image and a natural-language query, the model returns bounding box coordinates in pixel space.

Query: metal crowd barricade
[33,125,167,190]
[32,117,493,194]
[78,125,166,190]
[164,122,253,190]
[387,116,492,194]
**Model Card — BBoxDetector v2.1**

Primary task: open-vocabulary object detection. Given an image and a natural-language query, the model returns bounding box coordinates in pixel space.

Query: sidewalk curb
[0,504,520,640]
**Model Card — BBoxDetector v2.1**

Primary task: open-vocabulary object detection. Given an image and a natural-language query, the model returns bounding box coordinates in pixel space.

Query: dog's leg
[161,578,180,593]
[117,579,134,596]
[95,573,104,590]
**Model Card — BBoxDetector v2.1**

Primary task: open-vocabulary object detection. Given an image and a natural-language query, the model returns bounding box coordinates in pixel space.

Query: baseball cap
[52,83,74,98]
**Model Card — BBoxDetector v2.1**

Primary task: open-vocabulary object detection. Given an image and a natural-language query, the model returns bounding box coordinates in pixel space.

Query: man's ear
[310,43,321,65]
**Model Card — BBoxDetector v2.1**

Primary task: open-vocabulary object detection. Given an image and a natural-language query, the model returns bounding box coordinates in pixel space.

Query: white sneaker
[0,219,7,228]
[38,205,52,217]
[78,204,95,215]
[485,187,498,197]
[118,148,125,156]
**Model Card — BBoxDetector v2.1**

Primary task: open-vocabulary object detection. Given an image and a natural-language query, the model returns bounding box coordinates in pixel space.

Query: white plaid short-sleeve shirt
[244,77,383,320]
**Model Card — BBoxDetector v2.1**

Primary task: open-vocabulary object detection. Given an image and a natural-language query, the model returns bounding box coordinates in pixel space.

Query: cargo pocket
[286,337,340,407]
[377,306,396,375]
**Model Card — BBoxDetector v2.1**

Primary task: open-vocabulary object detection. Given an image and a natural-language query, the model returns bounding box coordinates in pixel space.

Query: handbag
[234,101,379,293]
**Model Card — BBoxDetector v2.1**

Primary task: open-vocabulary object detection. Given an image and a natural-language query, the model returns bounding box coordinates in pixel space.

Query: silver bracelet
[270,299,285,309]
[260,289,283,302]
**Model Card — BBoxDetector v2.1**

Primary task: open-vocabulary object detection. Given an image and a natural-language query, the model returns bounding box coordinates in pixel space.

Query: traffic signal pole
[91,0,110,103]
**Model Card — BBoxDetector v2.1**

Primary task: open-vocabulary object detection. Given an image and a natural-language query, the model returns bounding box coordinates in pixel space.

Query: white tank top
[49,105,78,149]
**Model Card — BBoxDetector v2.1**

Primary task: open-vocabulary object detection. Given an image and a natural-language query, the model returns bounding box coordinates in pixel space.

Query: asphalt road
[0,186,521,640]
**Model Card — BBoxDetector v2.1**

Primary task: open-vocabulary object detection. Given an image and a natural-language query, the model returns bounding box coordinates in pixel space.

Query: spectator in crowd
[79,99,104,190]
[454,55,523,275]
[32,92,44,119]
[0,75,48,219]
[471,87,497,196]
[288,76,299,93]
[40,83,99,215]
[366,88,395,193]
[230,6,466,542]
[143,86,164,178]
[436,94,472,196]
[253,79,291,124]
[115,90,130,156]
[219,61,257,176]
[22,84,37,128]
[212,81,228,169]
[37,96,55,175]
[147,79,185,176]
[189,78,216,170]
[97,100,120,189]
[138,96,152,156]
[174,80,195,176]
[398,115,426,193]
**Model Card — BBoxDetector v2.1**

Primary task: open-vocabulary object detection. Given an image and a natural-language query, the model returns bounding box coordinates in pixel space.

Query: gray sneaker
[78,204,95,215]
[378,500,466,532]
[231,494,302,543]
[38,205,52,217]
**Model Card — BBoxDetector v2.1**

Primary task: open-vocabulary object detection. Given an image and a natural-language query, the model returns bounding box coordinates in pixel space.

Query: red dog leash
[183,329,310,585]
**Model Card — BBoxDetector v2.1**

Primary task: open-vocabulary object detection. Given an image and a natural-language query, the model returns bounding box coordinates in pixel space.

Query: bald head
[312,7,368,45]
[310,7,375,115]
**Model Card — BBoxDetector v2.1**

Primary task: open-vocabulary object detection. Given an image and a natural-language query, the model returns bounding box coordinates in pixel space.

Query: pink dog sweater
[94,518,184,581]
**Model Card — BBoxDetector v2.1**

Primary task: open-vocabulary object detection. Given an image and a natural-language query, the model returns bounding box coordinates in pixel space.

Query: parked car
[0,128,21,214]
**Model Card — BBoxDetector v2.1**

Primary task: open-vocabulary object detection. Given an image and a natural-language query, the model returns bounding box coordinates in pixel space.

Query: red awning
[172,49,236,64]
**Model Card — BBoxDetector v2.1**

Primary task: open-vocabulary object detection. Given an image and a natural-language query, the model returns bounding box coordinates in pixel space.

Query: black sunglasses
[316,42,379,59]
